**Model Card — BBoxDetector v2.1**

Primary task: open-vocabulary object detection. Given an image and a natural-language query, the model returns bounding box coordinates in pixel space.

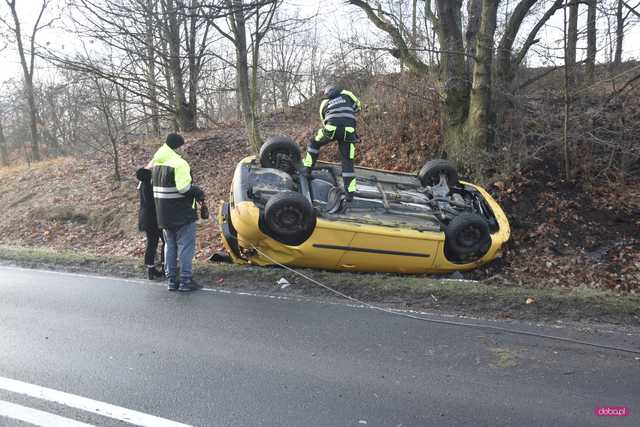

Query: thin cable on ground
[246,243,640,356]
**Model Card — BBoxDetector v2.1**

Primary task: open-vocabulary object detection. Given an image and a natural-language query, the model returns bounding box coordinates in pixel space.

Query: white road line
[0,377,192,427]
[0,399,95,427]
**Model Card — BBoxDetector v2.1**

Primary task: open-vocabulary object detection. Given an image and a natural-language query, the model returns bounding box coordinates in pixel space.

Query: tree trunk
[615,0,624,65]
[434,0,469,159]
[95,78,121,182]
[0,120,8,166]
[46,91,64,155]
[8,1,41,161]
[229,0,261,153]
[495,0,540,87]
[563,1,572,180]
[165,0,190,131]
[251,35,260,118]
[145,0,160,136]
[116,85,129,145]
[159,28,178,131]
[566,1,579,85]
[464,0,498,163]
[411,0,417,48]
[465,0,482,77]
[25,80,41,162]
[586,0,597,82]
[186,0,198,130]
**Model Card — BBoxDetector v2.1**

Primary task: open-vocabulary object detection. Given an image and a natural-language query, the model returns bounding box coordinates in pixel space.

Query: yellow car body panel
[218,157,510,274]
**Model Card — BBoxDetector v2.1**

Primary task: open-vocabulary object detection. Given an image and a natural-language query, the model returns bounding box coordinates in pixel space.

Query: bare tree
[94,76,122,181]
[210,0,280,153]
[465,0,498,157]
[347,0,499,169]
[615,0,624,64]
[1,0,55,162]
[586,0,597,82]
[566,0,578,84]
[162,0,190,131]
[144,0,160,136]
[0,117,7,166]
[496,0,565,88]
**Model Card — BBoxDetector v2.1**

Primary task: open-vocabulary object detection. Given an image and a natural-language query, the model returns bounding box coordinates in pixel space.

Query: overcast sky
[1,0,639,84]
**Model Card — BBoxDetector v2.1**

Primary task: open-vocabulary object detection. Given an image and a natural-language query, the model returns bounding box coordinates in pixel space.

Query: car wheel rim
[457,225,482,248]
[275,206,303,231]
[271,151,293,171]
[428,169,446,185]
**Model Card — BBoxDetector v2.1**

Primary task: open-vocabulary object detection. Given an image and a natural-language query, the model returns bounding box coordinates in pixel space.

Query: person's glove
[200,201,210,220]
[186,185,205,202]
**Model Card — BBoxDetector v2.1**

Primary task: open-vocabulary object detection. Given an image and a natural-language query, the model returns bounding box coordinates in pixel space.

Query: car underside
[248,161,500,235]
[223,135,509,268]
[218,136,509,273]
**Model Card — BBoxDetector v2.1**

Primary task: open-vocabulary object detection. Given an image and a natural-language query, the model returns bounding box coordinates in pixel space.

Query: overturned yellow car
[218,136,510,274]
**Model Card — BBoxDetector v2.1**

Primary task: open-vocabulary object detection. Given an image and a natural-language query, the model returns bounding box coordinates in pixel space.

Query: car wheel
[418,159,459,187]
[259,136,301,174]
[444,213,491,263]
[263,191,316,246]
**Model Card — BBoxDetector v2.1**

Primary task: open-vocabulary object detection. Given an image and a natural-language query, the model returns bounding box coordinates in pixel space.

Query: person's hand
[189,185,205,202]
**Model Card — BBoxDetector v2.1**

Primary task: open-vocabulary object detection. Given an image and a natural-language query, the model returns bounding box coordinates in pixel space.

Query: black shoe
[178,278,202,292]
[147,267,164,280]
[167,277,179,291]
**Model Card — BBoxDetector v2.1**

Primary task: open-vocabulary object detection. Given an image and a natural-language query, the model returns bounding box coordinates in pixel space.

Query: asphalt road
[0,266,638,426]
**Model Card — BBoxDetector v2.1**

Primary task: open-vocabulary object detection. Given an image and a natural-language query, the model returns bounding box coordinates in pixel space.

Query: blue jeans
[163,221,196,280]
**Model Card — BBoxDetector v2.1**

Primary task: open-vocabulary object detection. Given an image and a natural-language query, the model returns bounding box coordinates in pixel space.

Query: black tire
[444,213,491,263]
[418,159,458,187]
[263,191,316,246]
[259,136,301,174]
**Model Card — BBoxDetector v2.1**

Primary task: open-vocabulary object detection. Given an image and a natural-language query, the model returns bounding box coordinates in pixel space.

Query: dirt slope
[1,117,308,261]
[1,107,639,292]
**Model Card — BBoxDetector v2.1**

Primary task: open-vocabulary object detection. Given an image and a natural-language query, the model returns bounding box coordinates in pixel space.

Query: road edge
[1,245,638,326]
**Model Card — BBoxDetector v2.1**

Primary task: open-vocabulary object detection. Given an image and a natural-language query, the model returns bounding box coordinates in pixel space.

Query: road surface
[0,266,638,426]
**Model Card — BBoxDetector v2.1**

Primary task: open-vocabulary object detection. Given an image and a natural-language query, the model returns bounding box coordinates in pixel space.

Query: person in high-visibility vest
[302,85,362,201]
[151,133,205,292]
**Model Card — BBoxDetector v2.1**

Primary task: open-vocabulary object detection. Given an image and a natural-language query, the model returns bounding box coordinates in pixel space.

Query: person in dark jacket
[151,133,205,292]
[302,85,362,201]
[136,165,165,280]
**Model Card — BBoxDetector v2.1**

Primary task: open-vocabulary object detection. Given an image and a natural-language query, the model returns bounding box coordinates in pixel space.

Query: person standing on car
[151,133,205,292]
[136,162,164,280]
[302,85,362,201]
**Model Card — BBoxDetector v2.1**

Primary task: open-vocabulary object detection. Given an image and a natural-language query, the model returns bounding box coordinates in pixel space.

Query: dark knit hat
[166,133,185,149]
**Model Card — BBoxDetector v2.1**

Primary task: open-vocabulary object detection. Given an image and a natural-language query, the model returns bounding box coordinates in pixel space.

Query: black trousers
[144,228,165,267]
[304,126,357,193]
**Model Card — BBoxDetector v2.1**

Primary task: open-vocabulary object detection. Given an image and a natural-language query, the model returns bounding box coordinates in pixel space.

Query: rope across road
[243,240,640,356]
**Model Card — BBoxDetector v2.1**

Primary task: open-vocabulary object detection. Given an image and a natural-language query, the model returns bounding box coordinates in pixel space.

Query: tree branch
[622,1,640,18]
[345,0,428,72]
[515,0,564,68]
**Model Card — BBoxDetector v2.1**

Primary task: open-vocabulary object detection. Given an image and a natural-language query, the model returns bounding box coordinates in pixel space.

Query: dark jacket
[135,168,159,232]
[151,144,204,229]
[320,88,362,128]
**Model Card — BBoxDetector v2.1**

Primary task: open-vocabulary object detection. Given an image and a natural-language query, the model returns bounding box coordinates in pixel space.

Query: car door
[335,224,441,273]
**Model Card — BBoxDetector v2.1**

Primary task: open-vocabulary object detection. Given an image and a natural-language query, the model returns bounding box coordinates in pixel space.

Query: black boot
[301,166,312,178]
[178,278,202,292]
[147,267,164,280]
[167,277,179,291]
